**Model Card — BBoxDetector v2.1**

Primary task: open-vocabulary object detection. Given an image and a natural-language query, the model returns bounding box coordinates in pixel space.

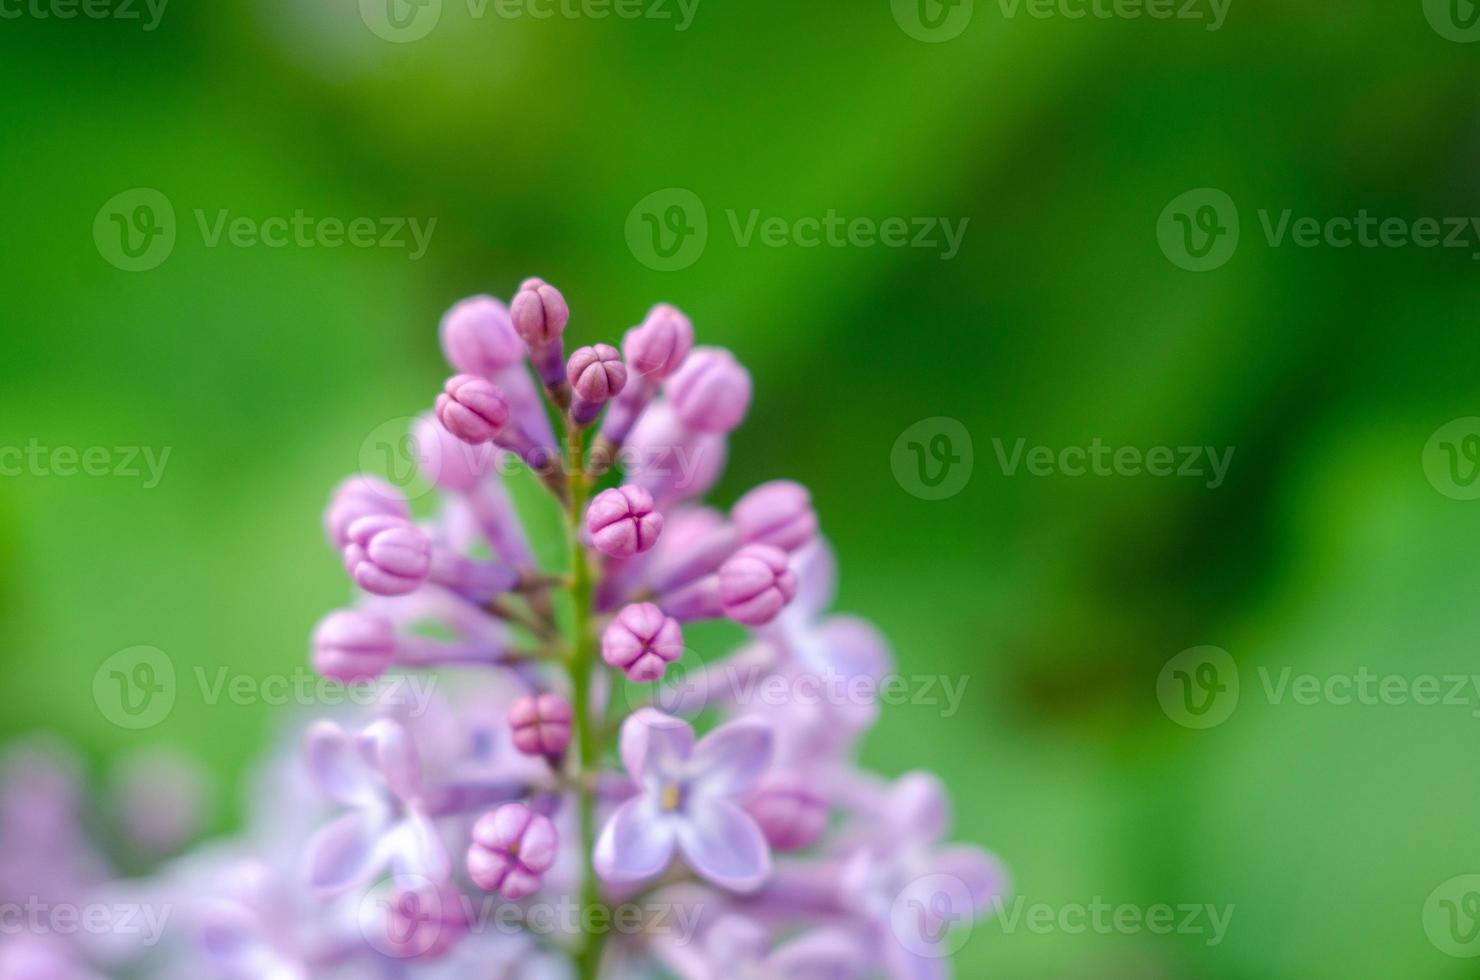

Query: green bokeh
[4,1,1480,976]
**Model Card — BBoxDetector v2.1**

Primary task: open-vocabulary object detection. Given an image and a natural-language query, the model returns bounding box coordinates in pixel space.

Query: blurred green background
[4,0,1480,976]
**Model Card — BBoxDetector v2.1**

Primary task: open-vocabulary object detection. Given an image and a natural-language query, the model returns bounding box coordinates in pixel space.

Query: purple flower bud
[508,694,572,759]
[665,347,752,434]
[511,277,569,387]
[745,774,828,852]
[435,374,510,445]
[343,515,431,596]
[623,304,694,380]
[439,295,524,375]
[468,802,558,900]
[510,277,569,347]
[586,485,663,558]
[312,610,397,682]
[567,344,628,426]
[732,480,818,552]
[719,545,797,626]
[602,603,683,682]
[324,476,410,549]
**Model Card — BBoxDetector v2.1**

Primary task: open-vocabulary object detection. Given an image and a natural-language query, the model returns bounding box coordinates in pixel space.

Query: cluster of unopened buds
[0,278,1004,980]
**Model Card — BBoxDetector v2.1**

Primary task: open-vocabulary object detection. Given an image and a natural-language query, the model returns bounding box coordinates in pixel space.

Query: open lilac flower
[303,719,451,896]
[595,710,773,892]
[837,773,1008,975]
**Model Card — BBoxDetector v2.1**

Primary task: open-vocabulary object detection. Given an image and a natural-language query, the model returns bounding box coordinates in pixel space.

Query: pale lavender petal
[305,810,386,895]
[702,914,769,963]
[881,943,948,980]
[357,719,422,802]
[810,615,892,682]
[788,538,837,622]
[594,796,677,884]
[618,709,694,782]
[770,928,866,979]
[887,772,950,845]
[676,799,770,893]
[304,721,376,807]
[388,810,452,883]
[933,845,1009,916]
[690,717,773,800]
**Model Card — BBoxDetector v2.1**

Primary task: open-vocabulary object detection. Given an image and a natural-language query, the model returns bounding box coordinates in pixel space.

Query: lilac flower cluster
[0,280,1005,979]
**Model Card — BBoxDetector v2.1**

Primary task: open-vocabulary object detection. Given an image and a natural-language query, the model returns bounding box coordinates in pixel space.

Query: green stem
[566,426,606,980]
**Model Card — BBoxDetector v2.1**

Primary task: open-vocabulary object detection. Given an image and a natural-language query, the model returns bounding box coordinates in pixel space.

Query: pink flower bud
[468,802,558,900]
[439,295,524,375]
[508,694,572,759]
[324,476,409,549]
[745,774,828,852]
[567,344,628,426]
[719,544,797,626]
[435,374,510,445]
[623,304,694,380]
[343,516,431,596]
[586,485,663,558]
[731,480,817,552]
[510,277,569,347]
[665,347,752,434]
[312,610,397,682]
[568,344,627,403]
[602,603,683,682]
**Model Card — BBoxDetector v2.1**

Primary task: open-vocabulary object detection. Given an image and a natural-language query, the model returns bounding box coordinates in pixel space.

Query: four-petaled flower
[303,719,451,896]
[595,709,773,892]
